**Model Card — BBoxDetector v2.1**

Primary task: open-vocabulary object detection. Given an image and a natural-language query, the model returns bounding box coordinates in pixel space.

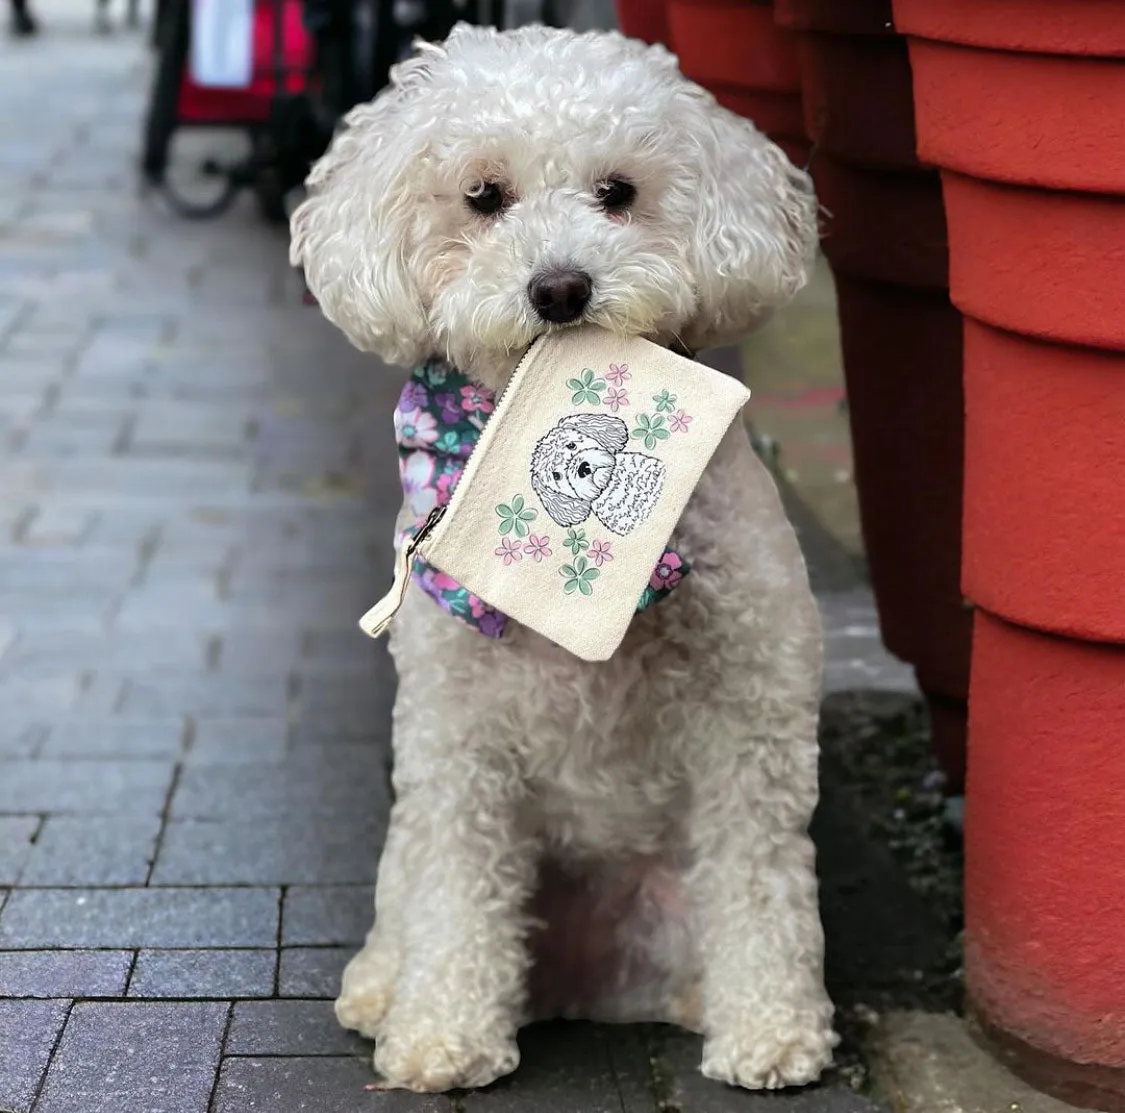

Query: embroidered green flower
[561,556,599,596]
[652,389,677,413]
[563,528,589,555]
[632,413,671,450]
[568,368,606,405]
[496,495,537,538]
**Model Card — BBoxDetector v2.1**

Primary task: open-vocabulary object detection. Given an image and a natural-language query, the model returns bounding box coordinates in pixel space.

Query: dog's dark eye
[566,442,575,450]
[553,471,561,481]
[595,178,636,212]
[465,181,506,216]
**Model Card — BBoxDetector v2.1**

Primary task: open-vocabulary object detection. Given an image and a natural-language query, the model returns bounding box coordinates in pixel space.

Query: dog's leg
[684,664,836,1090]
[368,756,535,1092]
[335,815,409,1038]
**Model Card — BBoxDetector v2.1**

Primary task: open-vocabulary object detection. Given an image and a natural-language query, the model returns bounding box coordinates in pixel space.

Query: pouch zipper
[357,337,543,640]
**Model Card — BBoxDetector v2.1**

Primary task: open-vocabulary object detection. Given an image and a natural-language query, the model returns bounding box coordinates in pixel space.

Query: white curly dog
[531,412,665,535]
[291,23,834,1094]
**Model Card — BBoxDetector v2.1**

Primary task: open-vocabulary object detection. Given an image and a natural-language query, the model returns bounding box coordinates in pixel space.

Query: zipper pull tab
[357,505,446,639]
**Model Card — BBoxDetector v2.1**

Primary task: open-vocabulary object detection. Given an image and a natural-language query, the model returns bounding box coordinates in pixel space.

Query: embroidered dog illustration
[530,413,665,536]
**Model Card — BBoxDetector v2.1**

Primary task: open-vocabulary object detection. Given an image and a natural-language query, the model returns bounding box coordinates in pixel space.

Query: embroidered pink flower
[589,539,614,567]
[394,406,439,447]
[605,362,630,386]
[650,551,685,591]
[524,534,552,562]
[460,385,494,415]
[669,409,693,433]
[495,537,523,566]
[604,387,629,412]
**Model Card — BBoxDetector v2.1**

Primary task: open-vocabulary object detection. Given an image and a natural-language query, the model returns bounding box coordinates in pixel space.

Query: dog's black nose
[577,461,592,478]
[529,270,592,324]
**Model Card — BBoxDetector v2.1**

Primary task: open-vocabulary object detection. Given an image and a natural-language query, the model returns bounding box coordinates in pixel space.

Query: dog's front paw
[374,1026,520,1092]
[335,946,396,1038]
[701,1023,837,1090]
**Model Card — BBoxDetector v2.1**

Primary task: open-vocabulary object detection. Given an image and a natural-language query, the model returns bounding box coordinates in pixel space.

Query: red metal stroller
[141,0,324,220]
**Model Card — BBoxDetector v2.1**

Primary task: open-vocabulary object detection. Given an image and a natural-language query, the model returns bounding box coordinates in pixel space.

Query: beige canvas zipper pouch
[359,325,750,661]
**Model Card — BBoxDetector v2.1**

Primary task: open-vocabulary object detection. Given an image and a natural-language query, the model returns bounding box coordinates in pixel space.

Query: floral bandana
[395,358,690,638]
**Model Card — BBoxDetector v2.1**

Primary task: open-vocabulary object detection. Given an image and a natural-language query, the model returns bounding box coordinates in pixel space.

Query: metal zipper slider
[357,505,446,640]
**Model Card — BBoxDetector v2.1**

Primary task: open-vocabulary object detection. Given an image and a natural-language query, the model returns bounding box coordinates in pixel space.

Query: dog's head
[530,413,629,526]
[291,24,817,387]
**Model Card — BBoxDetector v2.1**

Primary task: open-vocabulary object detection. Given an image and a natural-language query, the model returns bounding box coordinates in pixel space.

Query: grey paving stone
[152,818,381,886]
[227,1000,368,1056]
[301,629,389,673]
[129,949,275,999]
[289,705,394,743]
[185,718,288,765]
[20,815,162,885]
[0,887,280,948]
[34,1001,228,1113]
[0,817,39,884]
[0,758,174,815]
[653,1031,883,1112]
[40,718,186,758]
[0,949,132,997]
[170,751,388,819]
[282,887,375,947]
[215,1057,447,1113]
[0,721,44,757]
[212,631,303,675]
[461,1023,634,1113]
[296,675,394,718]
[278,948,352,998]
[1,632,206,675]
[0,999,70,1113]
[0,674,82,714]
[122,674,288,717]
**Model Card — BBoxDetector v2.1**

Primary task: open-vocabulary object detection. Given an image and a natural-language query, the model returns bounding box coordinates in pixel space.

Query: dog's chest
[522,727,686,858]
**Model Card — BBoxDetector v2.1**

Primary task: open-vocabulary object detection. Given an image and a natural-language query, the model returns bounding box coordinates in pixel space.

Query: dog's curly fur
[291,23,835,1094]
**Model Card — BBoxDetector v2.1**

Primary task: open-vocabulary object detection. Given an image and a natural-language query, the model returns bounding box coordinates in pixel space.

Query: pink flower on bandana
[589,539,614,567]
[496,537,523,566]
[650,551,685,591]
[435,469,458,503]
[395,407,439,447]
[399,451,438,518]
[604,387,629,413]
[460,385,494,415]
[524,534,551,562]
[669,409,693,433]
[606,362,630,386]
[421,567,461,594]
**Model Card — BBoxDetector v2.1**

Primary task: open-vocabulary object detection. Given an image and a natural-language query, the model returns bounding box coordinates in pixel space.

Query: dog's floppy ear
[530,471,591,528]
[678,89,819,349]
[560,413,629,454]
[290,45,444,365]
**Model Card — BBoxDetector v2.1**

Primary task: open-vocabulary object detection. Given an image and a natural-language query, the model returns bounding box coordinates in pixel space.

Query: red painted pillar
[895,0,1125,1105]
[616,0,809,167]
[775,0,971,788]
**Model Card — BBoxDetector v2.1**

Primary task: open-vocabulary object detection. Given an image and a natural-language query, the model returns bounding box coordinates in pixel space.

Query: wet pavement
[0,6,913,1112]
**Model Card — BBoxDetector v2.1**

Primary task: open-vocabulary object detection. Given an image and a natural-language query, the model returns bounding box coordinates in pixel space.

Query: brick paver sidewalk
[0,9,898,1112]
